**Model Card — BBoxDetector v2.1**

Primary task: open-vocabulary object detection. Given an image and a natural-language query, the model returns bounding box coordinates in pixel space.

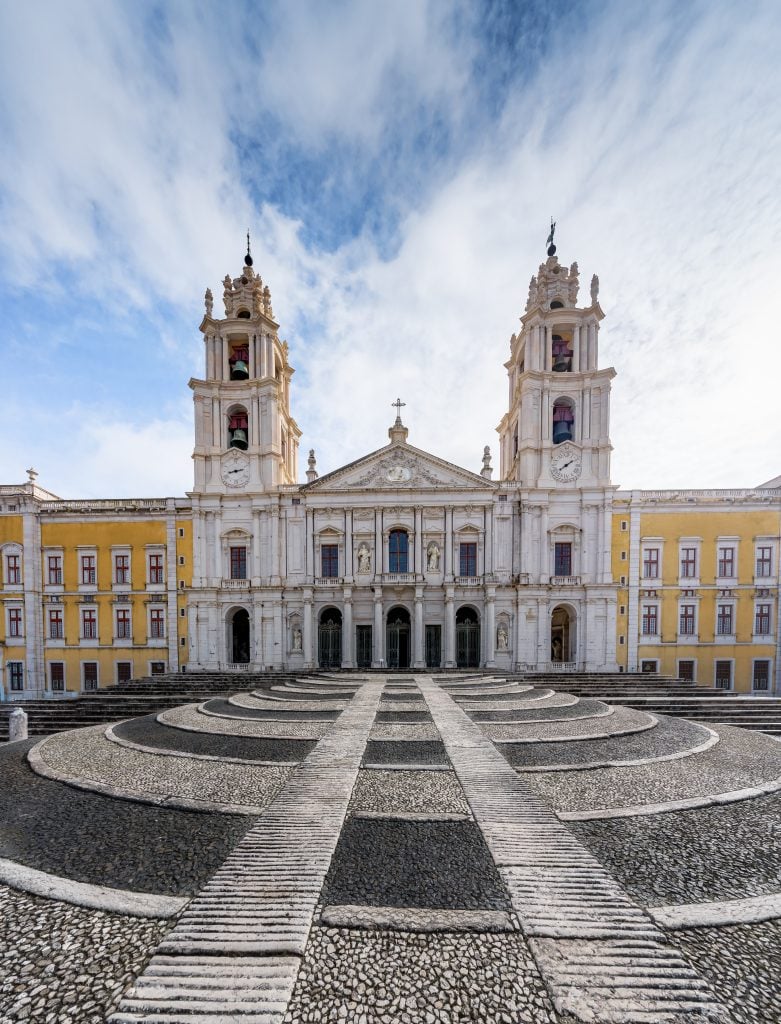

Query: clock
[221,452,250,488]
[386,465,411,483]
[550,443,582,483]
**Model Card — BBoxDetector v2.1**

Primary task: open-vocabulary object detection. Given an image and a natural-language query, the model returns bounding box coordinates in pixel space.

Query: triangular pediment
[303,442,494,493]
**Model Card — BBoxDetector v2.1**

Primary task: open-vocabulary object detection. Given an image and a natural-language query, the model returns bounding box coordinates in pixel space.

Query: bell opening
[230,360,249,381]
[229,429,248,450]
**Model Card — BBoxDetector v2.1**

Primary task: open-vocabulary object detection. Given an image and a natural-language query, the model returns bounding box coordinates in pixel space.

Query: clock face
[221,453,250,488]
[386,465,411,483]
[550,443,582,483]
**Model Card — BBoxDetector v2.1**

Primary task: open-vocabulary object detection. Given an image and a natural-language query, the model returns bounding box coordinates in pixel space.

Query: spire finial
[244,230,253,268]
[546,217,557,257]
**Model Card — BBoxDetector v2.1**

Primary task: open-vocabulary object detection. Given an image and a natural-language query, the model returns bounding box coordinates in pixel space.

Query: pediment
[304,443,494,493]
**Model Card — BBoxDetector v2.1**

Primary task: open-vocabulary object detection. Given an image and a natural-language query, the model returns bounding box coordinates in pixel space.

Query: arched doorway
[318,607,342,668]
[551,605,573,663]
[230,608,250,664]
[386,606,411,669]
[456,606,480,668]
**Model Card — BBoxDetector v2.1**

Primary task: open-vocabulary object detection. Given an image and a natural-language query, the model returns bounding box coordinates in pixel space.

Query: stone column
[572,324,580,373]
[342,591,353,668]
[188,603,198,668]
[485,587,496,668]
[270,507,280,584]
[413,587,425,668]
[372,587,385,668]
[444,587,456,668]
[445,507,453,580]
[208,603,219,668]
[414,507,423,576]
[375,510,383,578]
[303,590,314,669]
[272,599,283,669]
[485,505,494,577]
[253,601,263,668]
[537,597,548,669]
[306,509,315,581]
[344,509,353,580]
[252,508,262,583]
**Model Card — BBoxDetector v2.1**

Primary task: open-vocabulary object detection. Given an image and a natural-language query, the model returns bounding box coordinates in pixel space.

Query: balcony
[550,575,581,586]
[381,572,419,585]
[455,576,483,587]
[222,579,250,590]
[314,576,343,586]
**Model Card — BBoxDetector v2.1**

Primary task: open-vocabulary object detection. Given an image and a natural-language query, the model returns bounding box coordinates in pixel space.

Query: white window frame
[715,538,738,582]
[44,548,64,591]
[640,539,663,581]
[677,599,698,640]
[3,545,23,589]
[753,600,774,640]
[7,661,24,692]
[112,546,132,590]
[146,545,166,590]
[47,605,65,646]
[81,660,100,691]
[752,658,772,692]
[77,546,98,591]
[715,601,736,641]
[714,658,734,691]
[677,658,697,682]
[6,604,24,639]
[678,538,701,585]
[116,660,133,684]
[640,602,660,640]
[115,605,133,643]
[754,539,776,583]
[80,606,99,646]
[49,661,66,693]
[147,604,167,645]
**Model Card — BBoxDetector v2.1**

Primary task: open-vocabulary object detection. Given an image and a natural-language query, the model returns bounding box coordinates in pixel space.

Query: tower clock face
[221,452,250,488]
[550,443,582,482]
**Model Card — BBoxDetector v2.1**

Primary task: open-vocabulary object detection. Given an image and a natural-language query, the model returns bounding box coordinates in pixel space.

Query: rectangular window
[755,603,772,635]
[81,554,96,585]
[117,661,132,683]
[6,554,21,585]
[459,542,477,577]
[114,554,130,584]
[554,542,572,577]
[151,661,165,675]
[229,546,247,580]
[116,608,131,639]
[49,609,64,639]
[83,662,98,690]
[716,604,734,635]
[150,608,165,638]
[715,660,732,689]
[756,546,773,577]
[9,662,24,691]
[753,661,771,691]
[679,604,696,635]
[82,608,97,639]
[8,608,23,637]
[48,555,62,585]
[717,547,735,578]
[641,605,658,635]
[321,544,339,578]
[50,662,65,692]
[148,553,165,584]
[678,660,695,681]
[642,548,659,579]
[389,530,408,573]
[680,547,697,578]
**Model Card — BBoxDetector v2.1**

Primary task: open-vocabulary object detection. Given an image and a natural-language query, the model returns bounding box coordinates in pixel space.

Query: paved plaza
[1,675,780,1023]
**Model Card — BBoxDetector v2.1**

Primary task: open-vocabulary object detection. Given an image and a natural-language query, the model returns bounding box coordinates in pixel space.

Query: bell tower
[190,239,301,494]
[497,226,615,489]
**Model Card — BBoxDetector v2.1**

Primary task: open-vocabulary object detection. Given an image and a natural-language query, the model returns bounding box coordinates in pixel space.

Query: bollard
[8,707,28,743]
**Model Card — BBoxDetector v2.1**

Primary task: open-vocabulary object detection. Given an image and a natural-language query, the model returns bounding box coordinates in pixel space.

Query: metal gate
[356,625,372,668]
[425,625,441,668]
[318,615,342,669]
[456,621,480,668]
[386,616,410,669]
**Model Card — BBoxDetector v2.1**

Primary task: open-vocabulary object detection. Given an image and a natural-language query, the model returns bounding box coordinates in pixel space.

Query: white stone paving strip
[108,679,383,1024]
[649,891,781,930]
[419,676,729,1024]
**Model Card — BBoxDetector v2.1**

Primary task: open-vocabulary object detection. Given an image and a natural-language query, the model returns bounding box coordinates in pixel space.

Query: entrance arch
[551,605,574,663]
[229,607,250,664]
[386,606,411,669]
[456,606,480,668]
[318,607,342,668]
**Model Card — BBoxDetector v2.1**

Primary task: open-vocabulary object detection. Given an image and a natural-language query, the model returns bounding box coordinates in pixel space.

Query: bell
[230,359,249,380]
[552,421,572,444]
[230,428,248,450]
[552,354,571,372]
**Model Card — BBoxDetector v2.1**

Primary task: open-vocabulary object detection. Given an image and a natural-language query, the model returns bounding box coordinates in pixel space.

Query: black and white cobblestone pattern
[201,698,340,720]
[468,699,611,723]
[363,740,450,766]
[0,884,168,1024]
[158,703,329,737]
[282,926,563,1024]
[113,713,318,759]
[229,693,349,712]
[369,722,441,741]
[349,770,471,815]
[482,705,655,742]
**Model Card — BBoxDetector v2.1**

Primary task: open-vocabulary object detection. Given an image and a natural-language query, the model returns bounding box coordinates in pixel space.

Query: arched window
[389,529,409,573]
[227,407,249,449]
[552,399,575,444]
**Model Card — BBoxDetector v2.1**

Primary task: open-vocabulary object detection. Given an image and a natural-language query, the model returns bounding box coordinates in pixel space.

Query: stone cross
[392,398,406,420]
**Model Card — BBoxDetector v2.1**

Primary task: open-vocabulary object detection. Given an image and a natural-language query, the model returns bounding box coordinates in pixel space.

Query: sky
[1,0,780,499]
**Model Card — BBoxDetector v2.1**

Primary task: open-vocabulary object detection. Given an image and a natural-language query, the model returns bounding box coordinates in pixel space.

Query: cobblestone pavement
[349,769,471,815]
[0,885,167,1024]
[113,714,319,758]
[201,698,340,720]
[362,740,450,765]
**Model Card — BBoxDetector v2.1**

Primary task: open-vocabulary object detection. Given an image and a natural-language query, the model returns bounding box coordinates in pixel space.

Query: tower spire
[245,230,253,268]
[546,217,557,257]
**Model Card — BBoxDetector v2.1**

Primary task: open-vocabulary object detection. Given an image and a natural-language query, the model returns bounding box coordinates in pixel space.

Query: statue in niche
[427,542,440,572]
[292,627,302,652]
[497,625,509,651]
[357,542,371,573]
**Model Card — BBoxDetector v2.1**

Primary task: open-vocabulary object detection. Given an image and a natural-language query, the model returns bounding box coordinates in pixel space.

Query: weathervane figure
[245,230,253,268]
[392,398,406,422]
[546,218,557,257]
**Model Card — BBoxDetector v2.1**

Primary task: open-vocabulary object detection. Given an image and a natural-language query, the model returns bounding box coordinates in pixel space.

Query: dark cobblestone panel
[571,792,781,904]
[469,699,608,722]
[0,742,252,895]
[363,741,450,765]
[380,692,425,702]
[114,715,317,762]
[675,921,781,1024]
[253,686,353,700]
[375,711,433,723]
[202,699,340,721]
[453,690,544,702]
[502,715,708,768]
[323,819,511,910]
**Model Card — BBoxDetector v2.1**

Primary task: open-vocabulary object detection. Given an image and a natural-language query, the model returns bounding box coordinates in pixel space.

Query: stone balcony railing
[515,573,531,585]
[550,575,581,586]
[314,576,343,586]
[454,575,483,587]
[222,579,250,589]
[381,572,420,585]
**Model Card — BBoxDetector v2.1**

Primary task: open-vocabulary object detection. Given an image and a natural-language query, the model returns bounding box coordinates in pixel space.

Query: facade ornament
[292,627,302,651]
[590,274,600,304]
[427,542,440,572]
[26,467,38,484]
[481,446,493,479]
[568,262,579,304]
[306,449,318,483]
[497,624,509,650]
[525,276,537,312]
[263,285,273,319]
[204,288,213,317]
[357,542,371,573]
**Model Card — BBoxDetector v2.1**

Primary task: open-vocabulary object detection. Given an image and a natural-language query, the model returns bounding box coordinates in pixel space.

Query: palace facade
[1,244,779,697]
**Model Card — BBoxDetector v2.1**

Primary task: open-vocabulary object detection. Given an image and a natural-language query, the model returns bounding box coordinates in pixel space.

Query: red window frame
[116,608,131,639]
[8,607,22,637]
[717,547,735,578]
[755,604,771,635]
[680,548,697,578]
[50,663,65,691]
[679,604,696,635]
[678,660,695,681]
[642,548,659,579]
[230,546,247,580]
[641,605,658,635]
[716,604,733,635]
[117,661,132,683]
[753,661,770,691]
[715,660,732,689]
[82,608,97,639]
[115,554,130,584]
[48,555,62,585]
[150,608,165,638]
[459,542,477,577]
[83,662,98,690]
[149,554,165,584]
[81,555,96,585]
[9,662,24,691]
[321,544,339,579]
[6,554,21,585]
[49,608,64,639]
[756,546,773,577]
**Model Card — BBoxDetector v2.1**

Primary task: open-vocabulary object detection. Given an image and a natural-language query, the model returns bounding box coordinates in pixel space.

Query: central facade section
[186,243,619,673]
